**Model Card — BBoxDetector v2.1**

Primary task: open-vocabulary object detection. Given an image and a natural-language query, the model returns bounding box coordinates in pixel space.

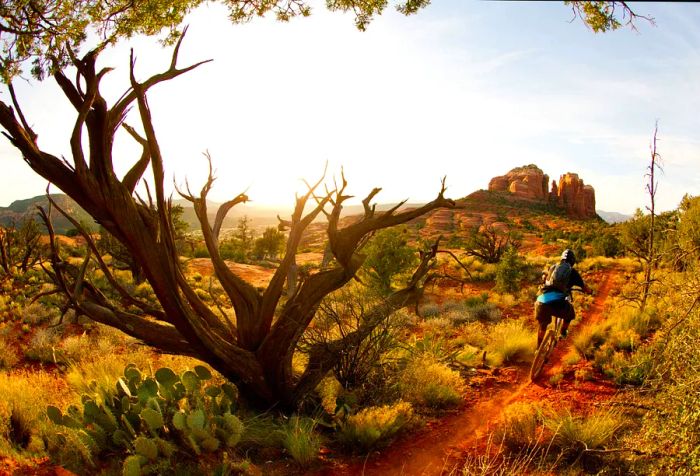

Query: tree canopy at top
[0,0,651,82]
[0,0,431,81]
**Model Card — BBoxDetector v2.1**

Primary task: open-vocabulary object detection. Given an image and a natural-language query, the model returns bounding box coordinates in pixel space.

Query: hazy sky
[1,1,698,214]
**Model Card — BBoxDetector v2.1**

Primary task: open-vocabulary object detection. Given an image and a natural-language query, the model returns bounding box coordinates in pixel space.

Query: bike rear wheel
[530,329,556,380]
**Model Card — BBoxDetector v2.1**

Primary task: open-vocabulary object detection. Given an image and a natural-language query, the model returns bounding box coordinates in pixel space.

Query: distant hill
[0,194,94,234]
[173,198,426,232]
[596,210,631,224]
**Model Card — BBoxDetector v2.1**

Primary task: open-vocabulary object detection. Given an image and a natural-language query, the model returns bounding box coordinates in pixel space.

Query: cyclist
[534,249,591,347]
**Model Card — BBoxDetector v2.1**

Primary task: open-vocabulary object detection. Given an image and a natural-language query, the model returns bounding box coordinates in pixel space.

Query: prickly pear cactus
[47,363,243,473]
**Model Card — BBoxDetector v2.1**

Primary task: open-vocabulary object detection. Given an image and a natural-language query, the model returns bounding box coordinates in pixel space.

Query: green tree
[494,246,522,293]
[678,195,700,258]
[0,1,653,83]
[253,227,286,261]
[590,231,622,258]
[220,216,254,262]
[363,227,418,292]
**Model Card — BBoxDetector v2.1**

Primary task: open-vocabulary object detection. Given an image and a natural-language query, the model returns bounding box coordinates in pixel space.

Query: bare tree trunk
[641,123,661,310]
[0,37,456,409]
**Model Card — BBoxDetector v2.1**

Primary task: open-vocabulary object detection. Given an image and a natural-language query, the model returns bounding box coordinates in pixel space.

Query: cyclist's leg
[535,302,552,347]
[556,301,576,336]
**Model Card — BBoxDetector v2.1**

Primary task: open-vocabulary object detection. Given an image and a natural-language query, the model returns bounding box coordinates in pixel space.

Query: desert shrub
[562,349,582,367]
[419,302,441,318]
[573,324,607,359]
[459,321,489,348]
[611,306,662,340]
[466,302,502,322]
[59,334,92,363]
[636,291,700,473]
[495,247,523,293]
[602,348,653,386]
[549,372,564,386]
[490,292,517,309]
[24,327,63,364]
[20,302,59,325]
[337,401,414,451]
[545,410,621,455]
[420,317,451,335]
[485,320,535,367]
[399,355,465,409]
[278,416,320,467]
[301,285,408,392]
[456,344,482,368]
[316,376,345,416]
[495,402,545,451]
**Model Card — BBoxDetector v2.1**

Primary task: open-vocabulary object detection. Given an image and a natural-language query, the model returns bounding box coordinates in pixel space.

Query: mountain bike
[529,287,582,381]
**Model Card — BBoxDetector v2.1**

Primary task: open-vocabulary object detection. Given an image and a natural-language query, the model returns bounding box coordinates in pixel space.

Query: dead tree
[0,36,455,408]
[463,223,520,263]
[0,218,43,276]
[641,123,662,310]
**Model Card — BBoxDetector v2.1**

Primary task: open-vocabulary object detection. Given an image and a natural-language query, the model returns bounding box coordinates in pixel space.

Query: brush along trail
[316,268,620,476]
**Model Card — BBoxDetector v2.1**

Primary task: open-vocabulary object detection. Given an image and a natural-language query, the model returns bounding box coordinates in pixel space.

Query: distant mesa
[488,164,597,219]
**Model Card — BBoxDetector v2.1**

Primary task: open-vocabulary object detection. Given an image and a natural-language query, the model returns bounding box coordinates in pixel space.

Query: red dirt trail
[316,269,619,476]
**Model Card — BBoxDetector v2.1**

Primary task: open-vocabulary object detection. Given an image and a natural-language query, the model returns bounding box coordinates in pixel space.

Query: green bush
[495,247,523,293]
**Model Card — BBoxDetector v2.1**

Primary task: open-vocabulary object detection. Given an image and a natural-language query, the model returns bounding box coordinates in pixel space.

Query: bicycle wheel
[530,329,556,380]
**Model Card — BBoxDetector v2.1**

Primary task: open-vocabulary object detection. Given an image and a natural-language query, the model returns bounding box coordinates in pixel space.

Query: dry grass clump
[495,402,545,451]
[24,327,62,364]
[459,321,489,348]
[573,324,607,359]
[490,293,517,309]
[0,370,87,466]
[20,302,59,325]
[544,410,622,454]
[399,355,465,409]
[0,338,19,370]
[278,416,321,467]
[337,401,414,451]
[485,320,536,367]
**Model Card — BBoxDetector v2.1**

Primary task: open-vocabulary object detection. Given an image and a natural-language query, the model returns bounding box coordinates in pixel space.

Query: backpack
[544,262,572,293]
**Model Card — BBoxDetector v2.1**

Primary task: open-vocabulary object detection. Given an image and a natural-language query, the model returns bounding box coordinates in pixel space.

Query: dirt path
[317,269,619,476]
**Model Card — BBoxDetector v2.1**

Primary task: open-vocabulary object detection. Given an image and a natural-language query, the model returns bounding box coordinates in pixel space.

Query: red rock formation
[552,173,596,219]
[488,165,597,219]
[488,164,549,201]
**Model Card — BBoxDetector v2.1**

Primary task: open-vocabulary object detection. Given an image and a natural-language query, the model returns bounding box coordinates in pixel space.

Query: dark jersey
[540,263,585,294]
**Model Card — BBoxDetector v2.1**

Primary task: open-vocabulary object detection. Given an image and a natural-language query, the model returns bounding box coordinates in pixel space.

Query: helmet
[561,249,576,265]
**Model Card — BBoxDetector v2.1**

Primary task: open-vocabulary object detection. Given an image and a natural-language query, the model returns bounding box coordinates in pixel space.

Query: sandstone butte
[488,164,596,219]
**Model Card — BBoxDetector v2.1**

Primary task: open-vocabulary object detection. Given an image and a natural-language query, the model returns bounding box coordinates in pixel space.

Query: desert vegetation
[0,1,693,475]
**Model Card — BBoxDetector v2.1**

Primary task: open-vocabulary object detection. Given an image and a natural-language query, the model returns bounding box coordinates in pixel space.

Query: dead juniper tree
[0,35,455,408]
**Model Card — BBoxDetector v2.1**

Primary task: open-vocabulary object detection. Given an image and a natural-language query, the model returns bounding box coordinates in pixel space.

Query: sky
[1,1,699,215]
